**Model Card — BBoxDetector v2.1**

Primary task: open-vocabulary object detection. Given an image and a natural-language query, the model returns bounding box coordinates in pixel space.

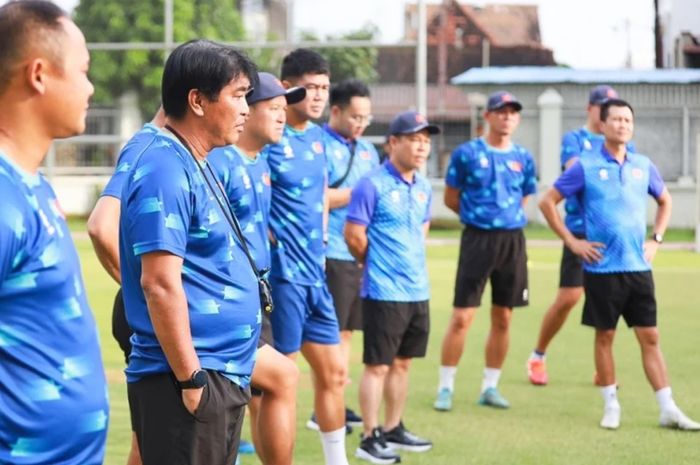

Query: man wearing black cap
[526,85,635,386]
[434,91,537,412]
[345,110,438,463]
[208,72,305,465]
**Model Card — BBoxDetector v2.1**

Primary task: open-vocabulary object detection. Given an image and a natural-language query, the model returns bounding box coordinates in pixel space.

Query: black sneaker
[306,413,353,434]
[345,407,363,427]
[383,422,432,452]
[355,428,401,464]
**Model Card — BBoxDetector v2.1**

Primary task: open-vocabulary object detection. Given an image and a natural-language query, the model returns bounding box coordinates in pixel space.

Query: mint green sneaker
[478,387,510,409]
[433,388,453,411]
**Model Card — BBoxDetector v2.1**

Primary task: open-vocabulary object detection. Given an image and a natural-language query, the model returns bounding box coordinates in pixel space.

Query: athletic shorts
[326,258,363,331]
[112,288,132,365]
[559,233,585,288]
[128,371,249,465]
[362,299,430,365]
[269,276,340,354]
[582,271,657,329]
[453,226,529,308]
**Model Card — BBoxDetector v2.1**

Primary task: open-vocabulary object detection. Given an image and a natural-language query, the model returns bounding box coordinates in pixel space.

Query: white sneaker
[659,408,700,431]
[600,405,621,430]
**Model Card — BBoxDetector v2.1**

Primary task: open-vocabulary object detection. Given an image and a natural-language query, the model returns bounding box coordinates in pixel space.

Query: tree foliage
[74,0,245,116]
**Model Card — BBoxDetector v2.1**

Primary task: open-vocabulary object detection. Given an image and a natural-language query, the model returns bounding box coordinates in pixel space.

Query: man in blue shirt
[346,111,437,464]
[434,91,537,412]
[527,85,634,386]
[266,48,349,465]
[0,3,108,464]
[120,40,262,464]
[539,98,699,431]
[320,78,380,430]
[209,72,306,465]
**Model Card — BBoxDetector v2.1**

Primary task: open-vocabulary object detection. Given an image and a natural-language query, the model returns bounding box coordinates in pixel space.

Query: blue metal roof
[451,66,700,85]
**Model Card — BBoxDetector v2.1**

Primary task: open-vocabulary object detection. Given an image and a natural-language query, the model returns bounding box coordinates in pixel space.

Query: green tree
[301,24,379,83]
[74,0,245,117]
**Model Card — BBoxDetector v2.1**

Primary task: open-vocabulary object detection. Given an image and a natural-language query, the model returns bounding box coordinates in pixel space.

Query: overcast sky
[44,0,655,69]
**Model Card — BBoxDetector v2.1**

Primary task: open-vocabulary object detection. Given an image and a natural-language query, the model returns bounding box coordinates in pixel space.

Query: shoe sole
[528,375,547,386]
[346,420,364,427]
[433,403,451,412]
[478,400,509,409]
[385,441,432,453]
[355,447,401,464]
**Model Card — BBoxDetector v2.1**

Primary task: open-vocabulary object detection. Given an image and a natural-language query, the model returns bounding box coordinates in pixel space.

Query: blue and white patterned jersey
[323,124,380,261]
[101,122,160,200]
[446,137,537,230]
[209,145,272,272]
[265,123,327,286]
[555,146,665,274]
[119,132,261,387]
[561,127,635,235]
[347,161,432,302]
[0,152,108,464]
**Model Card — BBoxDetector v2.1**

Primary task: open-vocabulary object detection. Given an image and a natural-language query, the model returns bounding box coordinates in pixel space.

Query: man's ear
[187,89,205,117]
[26,58,50,95]
[281,79,293,90]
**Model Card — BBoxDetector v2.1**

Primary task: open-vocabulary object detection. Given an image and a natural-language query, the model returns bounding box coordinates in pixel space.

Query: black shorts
[362,299,429,365]
[128,371,250,465]
[112,288,132,364]
[326,258,363,331]
[453,227,529,308]
[582,271,657,330]
[559,233,585,288]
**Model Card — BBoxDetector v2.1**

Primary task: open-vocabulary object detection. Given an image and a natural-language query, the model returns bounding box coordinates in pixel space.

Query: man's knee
[365,364,391,378]
[390,357,411,373]
[595,329,616,346]
[449,308,474,331]
[635,326,660,347]
[557,287,583,310]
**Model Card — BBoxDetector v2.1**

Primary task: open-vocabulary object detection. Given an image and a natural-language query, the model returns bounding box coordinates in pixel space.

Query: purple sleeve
[647,162,666,199]
[553,161,585,198]
[346,176,377,226]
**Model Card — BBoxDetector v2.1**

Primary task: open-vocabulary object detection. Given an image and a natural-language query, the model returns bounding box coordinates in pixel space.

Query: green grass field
[72,230,700,465]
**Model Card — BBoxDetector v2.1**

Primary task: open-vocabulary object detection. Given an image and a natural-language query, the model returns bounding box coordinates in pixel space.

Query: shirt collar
[384,160,416,185]
[600,145,628,165]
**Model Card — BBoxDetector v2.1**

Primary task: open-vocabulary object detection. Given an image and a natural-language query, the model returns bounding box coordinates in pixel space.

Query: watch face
[193,370,208,388]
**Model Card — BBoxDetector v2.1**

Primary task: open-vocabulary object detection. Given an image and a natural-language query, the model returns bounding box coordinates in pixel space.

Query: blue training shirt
[101,123,160,200]
[445,137,537,230]
[346,161,432,302]
[209,145,272,272]
[265,123,327,286]
[0,152,108,464]
[323,124,380,261]
[560,127,635,235]
[119,132,261,386]
[554,146,665,274]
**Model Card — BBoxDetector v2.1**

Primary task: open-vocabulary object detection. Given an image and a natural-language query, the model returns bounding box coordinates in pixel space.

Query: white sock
[655,386,678,412]
[438,366,457,392]
[530,350,545,361]
[320,427,349,465]
[600,384,620,410]
[481,367,501,393]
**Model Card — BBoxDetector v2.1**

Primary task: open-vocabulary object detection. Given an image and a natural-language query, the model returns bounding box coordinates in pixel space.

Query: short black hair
[162,39,258,119]
[280,48,329,82]
[600,98,634,122]
[330,79,370,108]
[0,0,67,95]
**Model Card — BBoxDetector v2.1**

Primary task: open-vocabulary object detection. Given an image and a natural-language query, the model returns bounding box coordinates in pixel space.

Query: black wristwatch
[651,233,663,244]
[178,369,208,389]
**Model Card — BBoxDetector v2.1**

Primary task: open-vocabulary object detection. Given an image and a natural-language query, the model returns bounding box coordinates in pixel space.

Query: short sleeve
[647,162,666,199]
[560,132,581,169]
[522,152,538,196]
[553,161,585,198]
[346,176,377,226]
[122,146,193,258]
[445,145,469,189]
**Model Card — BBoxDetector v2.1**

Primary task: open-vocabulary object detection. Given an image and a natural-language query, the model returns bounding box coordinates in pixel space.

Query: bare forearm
[328,188,352,209]
[87,196,122,284]
[90,237,121,283]
[653,192,672,236]
[539,198,576,246]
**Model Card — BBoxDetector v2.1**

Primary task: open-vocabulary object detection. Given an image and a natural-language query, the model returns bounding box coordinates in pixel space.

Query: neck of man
[392,158,416,183]
[329,121,354,143]
[604,140,627,163]
[165,117,210,161]
[0,114,54,175]
[236,132,264,160]
[586,119,601,135]
[485,131,511,150]
[286,109,308,131]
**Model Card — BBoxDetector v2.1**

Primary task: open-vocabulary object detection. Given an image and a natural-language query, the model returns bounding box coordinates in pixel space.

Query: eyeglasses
[349,114,373,126]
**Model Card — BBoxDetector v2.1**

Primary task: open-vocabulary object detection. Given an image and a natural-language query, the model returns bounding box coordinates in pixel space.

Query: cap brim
[488,101,523,112]
[285,86,306,105]
[392,123,441,136]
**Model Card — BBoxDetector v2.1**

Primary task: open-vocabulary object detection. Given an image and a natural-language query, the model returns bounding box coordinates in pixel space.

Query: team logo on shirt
[391,190,401,203]
[583,139,592,151]
[599,168,609,181]
[262,172,271,186]
[312,141,323,154]
[507,160,522,172]
[242,173,252,190]
[416,191,428,204]
[631,167,643,179]
[360,150,371,161]
[283,144,294,158]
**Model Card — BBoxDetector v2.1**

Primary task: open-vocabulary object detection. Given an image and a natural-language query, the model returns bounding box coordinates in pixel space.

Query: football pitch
[73,233,700,465]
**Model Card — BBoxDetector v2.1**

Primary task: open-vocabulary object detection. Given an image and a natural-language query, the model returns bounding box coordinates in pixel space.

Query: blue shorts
[269,277,340,354]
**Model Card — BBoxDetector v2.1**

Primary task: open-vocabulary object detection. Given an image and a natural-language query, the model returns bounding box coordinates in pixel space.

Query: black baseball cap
[486,91,523,112]
[387,110,441,136]
[589,85,618,105]
[246,72,306,106]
